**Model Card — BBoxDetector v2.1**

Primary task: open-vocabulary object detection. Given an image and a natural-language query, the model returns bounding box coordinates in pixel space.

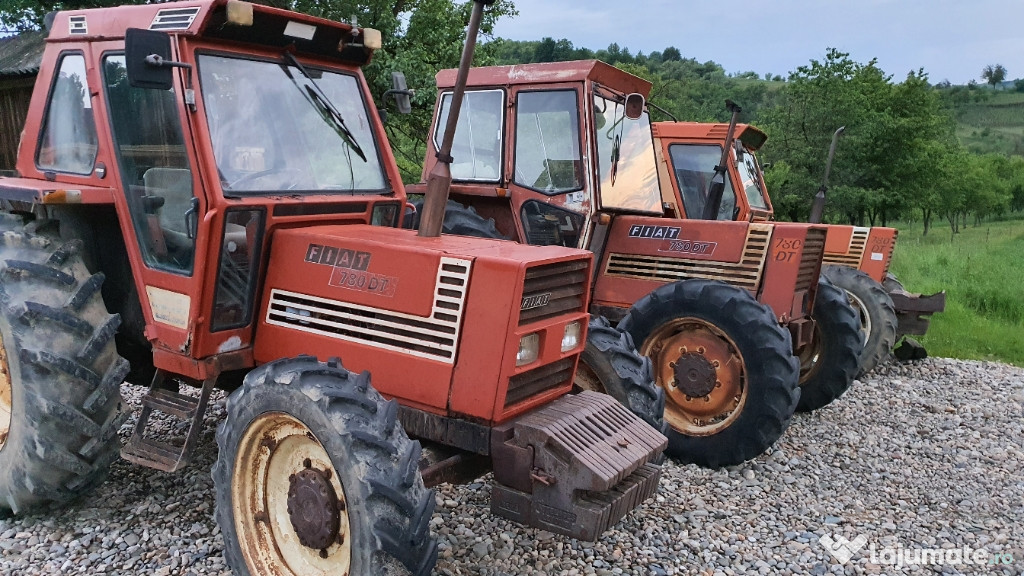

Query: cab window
[36,53,98,175]
[434,89,503,181]
[668,143,737,220]
[514,90,582,194]
[103,54,197,275]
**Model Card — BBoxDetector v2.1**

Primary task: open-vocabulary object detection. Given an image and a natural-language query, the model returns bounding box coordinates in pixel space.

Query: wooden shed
[0,31,45,171]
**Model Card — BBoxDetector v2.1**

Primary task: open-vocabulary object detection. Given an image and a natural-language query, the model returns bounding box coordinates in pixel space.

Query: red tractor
[0,3,667,575]
[651,120,946,371]
[407,60,864,468]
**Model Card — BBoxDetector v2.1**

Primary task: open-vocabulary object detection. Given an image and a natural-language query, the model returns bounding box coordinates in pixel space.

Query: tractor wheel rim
[0,331,11,452]
[233,412,351,576]
[642,318,748,437]
[797,325,824,386]
[845,290,872,345]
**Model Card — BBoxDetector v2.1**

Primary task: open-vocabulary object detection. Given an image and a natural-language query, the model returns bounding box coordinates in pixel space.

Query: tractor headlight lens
[561,321,582,352]
[516,333,540,366]
[371,202,399,227]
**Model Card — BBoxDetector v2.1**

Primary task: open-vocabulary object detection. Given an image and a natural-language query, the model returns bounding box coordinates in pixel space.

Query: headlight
[561,320,582,352]
[516,333,540,366]
[371,203,399,227]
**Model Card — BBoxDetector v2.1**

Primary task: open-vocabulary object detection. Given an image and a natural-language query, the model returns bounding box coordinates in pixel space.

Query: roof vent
[150,6,201,31]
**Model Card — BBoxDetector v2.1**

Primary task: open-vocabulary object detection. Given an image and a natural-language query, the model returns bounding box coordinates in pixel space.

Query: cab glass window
[593,94,661,213]
[668,143,737,220]
[736,148,768,209]
[514,90,581,194]
[103,54,196,275]
[434,89,503,181]
[37,53,98,174]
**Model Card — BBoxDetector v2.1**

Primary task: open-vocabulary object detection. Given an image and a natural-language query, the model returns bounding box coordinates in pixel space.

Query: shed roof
[0,30,45,77]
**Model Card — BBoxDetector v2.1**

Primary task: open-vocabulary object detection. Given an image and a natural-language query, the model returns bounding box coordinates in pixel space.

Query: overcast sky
[492,0,1024,85]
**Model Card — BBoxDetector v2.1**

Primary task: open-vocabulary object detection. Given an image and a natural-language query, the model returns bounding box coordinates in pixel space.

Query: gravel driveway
[2,357,1022,575]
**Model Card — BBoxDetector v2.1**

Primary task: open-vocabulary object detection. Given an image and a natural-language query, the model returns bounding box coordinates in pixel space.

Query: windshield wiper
[283,51,367,162]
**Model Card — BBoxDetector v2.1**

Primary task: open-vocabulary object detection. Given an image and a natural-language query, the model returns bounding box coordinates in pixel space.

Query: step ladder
[121,371,216,472]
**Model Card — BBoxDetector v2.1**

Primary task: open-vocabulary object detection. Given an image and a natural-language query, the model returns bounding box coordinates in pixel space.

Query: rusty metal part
[417,443,490,489]
[0,331,10,451]
[889,290,946,337]
[287,467,341,550]
[672,352,717,398]
[797,324,824,386]
[490,390,666,541]
[399,405,491,456]
[642,318,748,436]
[120,372,217,472]
[232,412,351,576]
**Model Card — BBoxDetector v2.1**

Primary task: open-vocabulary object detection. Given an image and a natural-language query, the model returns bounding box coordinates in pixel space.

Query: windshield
[198,54,386,195]
[736,147,768,209]
[667,143,736,220]
[593,93,661,213]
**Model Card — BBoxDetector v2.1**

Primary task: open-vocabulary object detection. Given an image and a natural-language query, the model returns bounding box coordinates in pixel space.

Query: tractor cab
[651,121,774,221]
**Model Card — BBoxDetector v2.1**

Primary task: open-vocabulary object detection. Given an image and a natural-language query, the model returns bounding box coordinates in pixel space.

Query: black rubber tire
[822,265,898,377]
[578,316,668,437]
[796,277,863,412]
[618,279,799,468]
[213,356,437,576]
[0,216,128,514]
[882,272,905,294]
[406,198,505,239]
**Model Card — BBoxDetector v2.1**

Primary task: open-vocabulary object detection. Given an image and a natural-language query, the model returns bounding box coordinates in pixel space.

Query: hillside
[952,89,1024,156]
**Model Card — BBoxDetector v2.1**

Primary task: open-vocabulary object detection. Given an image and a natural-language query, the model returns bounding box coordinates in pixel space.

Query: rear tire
[618,280,799,468]
[576,316,668,436]
[0,218,128,514]
[405,198,504,239]
[796,277,863,412]
[822,265,897,376]
[213,356,437,576]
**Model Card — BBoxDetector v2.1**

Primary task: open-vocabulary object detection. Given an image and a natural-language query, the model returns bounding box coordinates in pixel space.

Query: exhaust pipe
[701,100,741,220]
[809,126,845,224]
[418,0,494,237]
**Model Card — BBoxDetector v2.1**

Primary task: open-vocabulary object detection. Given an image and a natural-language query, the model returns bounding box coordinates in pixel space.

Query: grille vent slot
[605,224,772,293]
[795,228,826,292]
[150,7,201,30]
[822,227,869,267]
[504,357,575,408]
[266,257,471,362]
[518,260,588,326]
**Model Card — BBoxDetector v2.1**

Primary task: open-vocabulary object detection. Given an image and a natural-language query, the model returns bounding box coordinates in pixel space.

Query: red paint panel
[860,227,898,282]
[824,225,855,254]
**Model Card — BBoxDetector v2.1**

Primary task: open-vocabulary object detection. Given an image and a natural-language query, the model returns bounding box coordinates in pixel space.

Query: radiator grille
[265,257,471,362]
[605,223,772,293]
[504,357,575,408]
[882,230,898,275]
[518,260,588,326]
[822,226,869,267]
[795,228,826,293]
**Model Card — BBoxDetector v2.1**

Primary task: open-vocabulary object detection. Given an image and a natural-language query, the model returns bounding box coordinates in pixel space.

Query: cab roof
[436,60,653,97]
[652,121,768,151]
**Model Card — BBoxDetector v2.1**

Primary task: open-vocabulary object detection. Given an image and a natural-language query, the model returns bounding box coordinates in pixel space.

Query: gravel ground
[1,357,1022,576]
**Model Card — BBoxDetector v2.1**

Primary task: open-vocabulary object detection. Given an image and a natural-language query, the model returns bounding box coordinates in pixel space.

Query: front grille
[504,357,575,408]
[822,226,868,267]
[518,260,588,326]
[795,228,826,292]
[882,229,898,275]
[265,257,471,363]
[605,223,772,294]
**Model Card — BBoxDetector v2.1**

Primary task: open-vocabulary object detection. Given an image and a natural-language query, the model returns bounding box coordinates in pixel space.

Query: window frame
[34,50,99,176]
[511,88,585,196]
[432,88,506,184]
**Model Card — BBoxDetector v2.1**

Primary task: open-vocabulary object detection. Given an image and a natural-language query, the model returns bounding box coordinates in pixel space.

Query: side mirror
[391,72,412,115]
[624,93,645,120]
[125,28,173,90]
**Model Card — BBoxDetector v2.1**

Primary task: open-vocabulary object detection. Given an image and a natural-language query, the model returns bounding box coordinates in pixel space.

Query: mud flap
[490,391,667,541]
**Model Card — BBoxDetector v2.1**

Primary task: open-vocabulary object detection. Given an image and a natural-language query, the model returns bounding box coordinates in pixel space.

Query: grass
[955,90,1024,156]
[888,216,1024,367]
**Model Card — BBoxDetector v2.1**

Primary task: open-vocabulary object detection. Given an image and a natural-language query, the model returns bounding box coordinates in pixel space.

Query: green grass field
[888,216,1024,366]
[955,90,1024,156]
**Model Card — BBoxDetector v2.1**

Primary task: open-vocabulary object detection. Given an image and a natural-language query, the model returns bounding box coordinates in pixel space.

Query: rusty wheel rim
[844,290,872,345]
[0,331,11,452]
[641,318,747,436]
[797,324,824,386]
[232,413,351,576]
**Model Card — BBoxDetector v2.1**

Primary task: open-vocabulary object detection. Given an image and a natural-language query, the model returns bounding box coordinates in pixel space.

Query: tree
[981,64,1007,89]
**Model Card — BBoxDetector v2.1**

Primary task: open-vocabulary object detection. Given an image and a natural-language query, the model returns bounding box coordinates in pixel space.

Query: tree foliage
[981,63,1007,89]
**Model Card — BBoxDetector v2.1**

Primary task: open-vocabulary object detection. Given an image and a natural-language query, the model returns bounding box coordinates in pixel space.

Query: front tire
[405,198,505,239]
[822,265,897,376]
[618,280,799,468]
[0,220,128,514]
[576,316,668,436]
[796,277,863,412]
[213,356,437,576]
